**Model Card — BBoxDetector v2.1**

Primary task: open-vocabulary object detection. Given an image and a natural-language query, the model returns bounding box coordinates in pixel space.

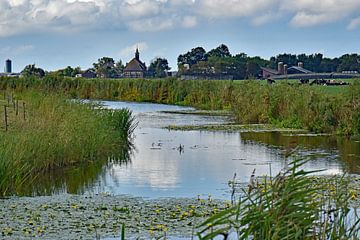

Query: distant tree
[206,44,231,58]
[93,57,116,78]
[148,58,171,78]
[21,64,45,77]
[246,61,260,78]
[337,54,360,72]
[114,60,125,76]
[57,66,81,77]
[177,47,207,70]
[320,58,340,72]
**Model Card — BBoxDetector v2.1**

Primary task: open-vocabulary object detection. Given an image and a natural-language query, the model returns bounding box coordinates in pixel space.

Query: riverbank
[0,91,136,196]
[1,76,359,137]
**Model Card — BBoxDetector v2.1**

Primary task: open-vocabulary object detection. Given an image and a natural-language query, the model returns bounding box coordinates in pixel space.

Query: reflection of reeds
[198,159,360,239]
[0,91,136,196]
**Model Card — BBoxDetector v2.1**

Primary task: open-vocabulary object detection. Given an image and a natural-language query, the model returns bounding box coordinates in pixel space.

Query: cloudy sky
[0,0,359,72]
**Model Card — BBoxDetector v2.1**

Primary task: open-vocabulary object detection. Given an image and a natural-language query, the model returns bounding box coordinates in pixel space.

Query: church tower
[135,47,140,61]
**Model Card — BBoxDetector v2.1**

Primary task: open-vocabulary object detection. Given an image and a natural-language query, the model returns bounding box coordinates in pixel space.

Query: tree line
[178,44,360,79]
[20,44,360,79]
[21,57,171,79]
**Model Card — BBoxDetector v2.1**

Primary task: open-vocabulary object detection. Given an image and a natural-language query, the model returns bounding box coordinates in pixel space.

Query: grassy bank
[231,81,360,137]
[0,76,359,137]
[0,91,136,195]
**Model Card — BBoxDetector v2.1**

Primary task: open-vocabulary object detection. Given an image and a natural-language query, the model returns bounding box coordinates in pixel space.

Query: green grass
[0,91,136,196]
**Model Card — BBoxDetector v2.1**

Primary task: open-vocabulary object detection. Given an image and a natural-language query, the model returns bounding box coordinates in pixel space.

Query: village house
[123,48,147,78]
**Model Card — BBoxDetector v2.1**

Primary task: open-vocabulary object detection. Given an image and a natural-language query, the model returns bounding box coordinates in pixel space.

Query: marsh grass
[197,159,360,240]
[1,76,360,137]
[0,91,136,195]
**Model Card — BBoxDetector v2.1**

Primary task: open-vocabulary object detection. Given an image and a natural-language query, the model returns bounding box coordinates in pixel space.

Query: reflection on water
[23,100,360,198]
[240,132,360,174]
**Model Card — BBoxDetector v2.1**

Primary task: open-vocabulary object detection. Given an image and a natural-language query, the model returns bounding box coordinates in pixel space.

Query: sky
[0,0,359,72]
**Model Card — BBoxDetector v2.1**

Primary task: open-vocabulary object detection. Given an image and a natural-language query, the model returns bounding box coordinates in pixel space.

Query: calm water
[25,101,360,199]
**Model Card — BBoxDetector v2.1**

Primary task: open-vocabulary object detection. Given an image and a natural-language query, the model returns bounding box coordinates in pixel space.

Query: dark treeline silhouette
[178,44,360,79]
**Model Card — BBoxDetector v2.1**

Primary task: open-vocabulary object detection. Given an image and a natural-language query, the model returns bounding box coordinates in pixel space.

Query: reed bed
[0,91,136,196]
[197,159,360,240]
[0,76,359,137]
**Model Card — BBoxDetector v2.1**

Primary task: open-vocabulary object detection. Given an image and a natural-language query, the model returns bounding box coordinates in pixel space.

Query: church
[123,48,147,78]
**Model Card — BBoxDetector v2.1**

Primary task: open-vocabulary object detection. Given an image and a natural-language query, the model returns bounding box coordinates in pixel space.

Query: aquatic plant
[197,159,360,239]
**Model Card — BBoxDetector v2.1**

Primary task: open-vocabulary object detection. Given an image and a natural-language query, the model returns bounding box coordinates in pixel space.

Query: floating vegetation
[0,194,230,239]
[165,123,306,133]
[160,110,232,116]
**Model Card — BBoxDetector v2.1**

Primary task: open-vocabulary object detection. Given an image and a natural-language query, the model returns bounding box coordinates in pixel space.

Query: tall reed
[0,76,359,137]
[0,91,136,195]
[197,159,360,239]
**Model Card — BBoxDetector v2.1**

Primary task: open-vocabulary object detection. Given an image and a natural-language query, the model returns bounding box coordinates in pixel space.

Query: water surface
[24,101,360,198]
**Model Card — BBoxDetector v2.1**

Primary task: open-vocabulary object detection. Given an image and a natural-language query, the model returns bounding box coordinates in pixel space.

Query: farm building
[261,62,312,79]
[124,48,147,78]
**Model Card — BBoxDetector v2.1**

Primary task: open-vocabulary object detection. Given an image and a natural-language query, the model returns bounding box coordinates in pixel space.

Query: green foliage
[148,57,171,78]
[198,160,360,239]
[93,57,123,78]
[206,44,231,58]
[21,64,45,78]
[54,66,81,77]
[178,47,207,68]
[0,91,135,195]
[178,45,360,79]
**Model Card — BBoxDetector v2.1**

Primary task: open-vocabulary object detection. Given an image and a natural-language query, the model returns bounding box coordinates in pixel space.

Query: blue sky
[0,0,359,72]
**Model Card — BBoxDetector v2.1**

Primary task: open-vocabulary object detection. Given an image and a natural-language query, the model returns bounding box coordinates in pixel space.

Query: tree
[57,66,81,77]
[177,47,207,70]
[337,54,360,72]
[148,58,171,78]
[93,57,116,78]
[21,64,45,77]
[206,44,231,58]
[114,60,125,76]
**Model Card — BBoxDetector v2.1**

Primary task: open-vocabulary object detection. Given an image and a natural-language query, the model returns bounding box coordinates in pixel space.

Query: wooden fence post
[4,105,8,131]
[23,102,26,121]
[16,100,19,116]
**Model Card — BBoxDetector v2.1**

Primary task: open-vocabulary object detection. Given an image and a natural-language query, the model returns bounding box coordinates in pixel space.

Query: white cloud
[0,44,34,55]
[0,0,360,37]
[348,17,360,30]
[196,0,275,18]
[251,12,281,26]
[182,16,197,28]
[120,42,148,57]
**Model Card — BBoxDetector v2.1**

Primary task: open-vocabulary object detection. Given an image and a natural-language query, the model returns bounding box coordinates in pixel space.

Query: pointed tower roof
[135,47,140,60]
[124,48,147,72]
